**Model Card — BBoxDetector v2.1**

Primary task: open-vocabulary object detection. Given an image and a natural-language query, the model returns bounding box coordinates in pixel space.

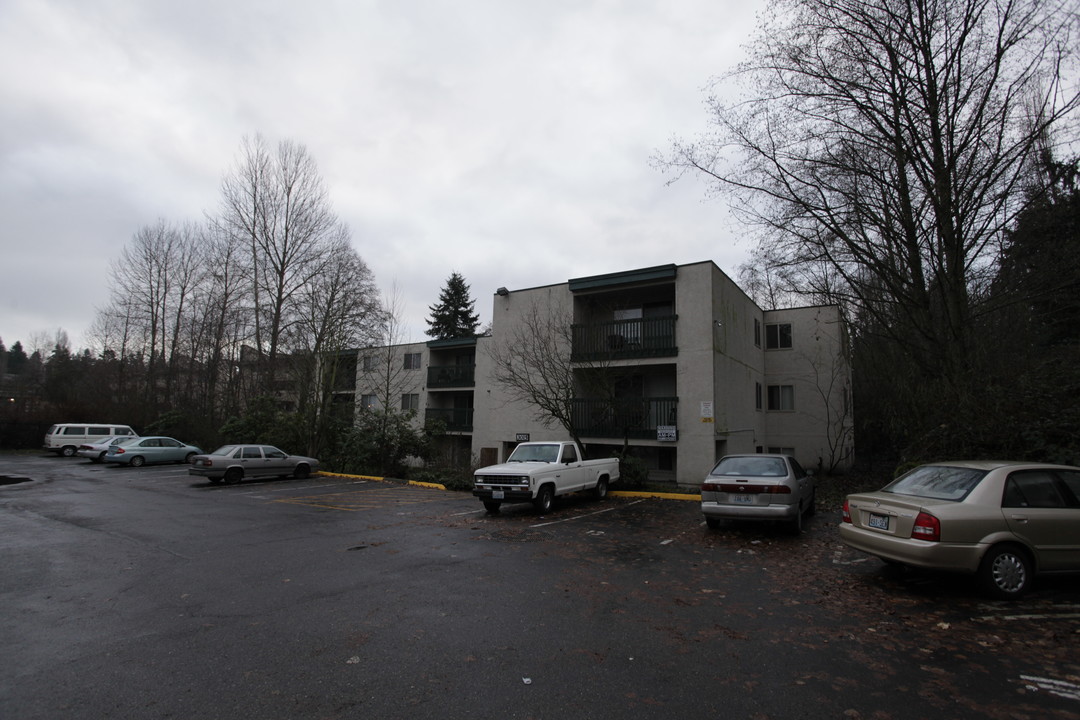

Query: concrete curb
[317,472,699,501]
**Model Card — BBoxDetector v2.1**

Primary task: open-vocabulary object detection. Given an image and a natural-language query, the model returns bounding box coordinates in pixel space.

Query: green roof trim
[426,336,479,349]
[568,264,678,292]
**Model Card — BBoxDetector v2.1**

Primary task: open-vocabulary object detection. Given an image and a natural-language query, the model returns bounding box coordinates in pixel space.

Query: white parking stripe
[1021,675,1080,701]
[529,500,645,528]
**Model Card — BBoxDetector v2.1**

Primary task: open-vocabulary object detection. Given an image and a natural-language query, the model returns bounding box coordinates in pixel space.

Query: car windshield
[210,446,239,456]
[710,456,788,477]
[507,444,559,463]
[884,465,988,501]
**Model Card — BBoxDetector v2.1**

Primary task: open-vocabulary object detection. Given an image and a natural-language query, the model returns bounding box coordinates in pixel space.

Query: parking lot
[2,453,1079,719]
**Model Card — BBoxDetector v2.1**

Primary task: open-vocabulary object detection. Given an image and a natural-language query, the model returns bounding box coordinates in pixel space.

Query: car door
[1002,470,1080,571]
[158,438,184,462]
[239,446,267,476]
[788,457,813,505]
[261,446,290,476]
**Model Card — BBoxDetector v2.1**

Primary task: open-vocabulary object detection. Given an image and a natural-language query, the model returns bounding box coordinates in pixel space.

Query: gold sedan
[840,461,1080,599]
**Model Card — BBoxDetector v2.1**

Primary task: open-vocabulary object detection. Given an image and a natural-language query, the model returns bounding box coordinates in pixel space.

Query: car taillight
[841,499,851,523]
[115,448,125,454]
[702,481,719,492]
[911,512,940,542]
[79,445,92,450]
[704,482,792,494]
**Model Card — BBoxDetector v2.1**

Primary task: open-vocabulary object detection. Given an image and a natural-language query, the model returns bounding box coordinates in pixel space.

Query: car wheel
[483,500,502,514]
[95,452,106,463]
[128,455,145,468]
[293,464,311,480]
[61,446,76,458]
[979,544,1032,599]
[592,477,609,500]
[533,485,554,514]
[788,504,804,535]
[705,516,722,530]
[224,468,243,485]
[183,452,196,464]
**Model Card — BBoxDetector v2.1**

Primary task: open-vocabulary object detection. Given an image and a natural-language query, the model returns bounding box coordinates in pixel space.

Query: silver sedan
[701,454,816,534]
[188,445,319,484]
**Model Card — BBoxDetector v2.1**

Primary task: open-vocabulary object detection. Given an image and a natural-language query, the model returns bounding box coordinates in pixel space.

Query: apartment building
[353,261,853,486]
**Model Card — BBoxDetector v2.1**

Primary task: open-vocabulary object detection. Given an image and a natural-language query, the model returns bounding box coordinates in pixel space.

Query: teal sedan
[105,436,202,467]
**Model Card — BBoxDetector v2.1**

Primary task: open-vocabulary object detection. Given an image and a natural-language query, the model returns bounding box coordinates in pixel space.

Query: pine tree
[426,272,480,340]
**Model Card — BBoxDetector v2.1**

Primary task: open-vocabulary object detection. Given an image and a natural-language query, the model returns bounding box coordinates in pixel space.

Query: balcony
[426,407,474,432]
[427,364,475,388]
[571,316,677,362]
[570,397,678,439]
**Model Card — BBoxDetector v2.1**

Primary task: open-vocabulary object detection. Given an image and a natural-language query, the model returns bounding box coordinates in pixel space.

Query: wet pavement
[1,454,1078,719]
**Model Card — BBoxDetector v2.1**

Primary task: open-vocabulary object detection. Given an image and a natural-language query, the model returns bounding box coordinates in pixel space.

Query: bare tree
[486,298,618,451]
[662,0,1079,388]
[219,134,346,390]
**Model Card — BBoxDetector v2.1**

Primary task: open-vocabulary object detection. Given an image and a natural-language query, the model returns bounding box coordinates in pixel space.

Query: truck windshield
[508,444,559,463]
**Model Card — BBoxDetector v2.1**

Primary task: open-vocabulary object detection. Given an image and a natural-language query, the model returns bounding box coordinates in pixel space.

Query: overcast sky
[0,0,763,353]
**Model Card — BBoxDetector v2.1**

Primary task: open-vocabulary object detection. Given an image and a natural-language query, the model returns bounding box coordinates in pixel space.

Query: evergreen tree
[426,272,480,339]
[7,341,28,375]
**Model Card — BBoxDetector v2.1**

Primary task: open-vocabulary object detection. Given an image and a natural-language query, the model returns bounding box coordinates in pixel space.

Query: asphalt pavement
[1,453,1078,719]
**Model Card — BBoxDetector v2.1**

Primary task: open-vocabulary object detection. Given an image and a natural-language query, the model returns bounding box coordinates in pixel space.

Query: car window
[711,456,788,477]
[1004,471,1069,508]
[884,465,986,501]
[263,447,286,459]
[210,446,237,456]
[117,427,134,435]
[1058,471,1080,505]
[89,426,111,434]
[562,445,578,463]
[241,447,262,459]
[161,439,181,448]
[788,457,807,478]
[63,427,86,435]
[142,438,160,447]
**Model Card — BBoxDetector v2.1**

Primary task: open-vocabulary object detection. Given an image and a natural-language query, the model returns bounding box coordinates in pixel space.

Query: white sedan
[77,436,138,463]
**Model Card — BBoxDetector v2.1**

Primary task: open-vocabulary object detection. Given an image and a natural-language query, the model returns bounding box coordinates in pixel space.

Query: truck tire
[533,485,554,514]
[592,476,609,500]
[483,500,501,514]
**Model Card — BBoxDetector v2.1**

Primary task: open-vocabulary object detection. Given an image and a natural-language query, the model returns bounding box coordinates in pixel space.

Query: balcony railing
[571,316,677,361]
[426,407,474,432]
[427,364,476,388]
[570,397,678,439]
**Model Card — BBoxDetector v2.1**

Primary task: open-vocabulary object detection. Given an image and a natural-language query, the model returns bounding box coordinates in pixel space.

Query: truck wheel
[533,485,554,514]
[592,477,609,500]
[483,500,501,514]
[61,446,77,457]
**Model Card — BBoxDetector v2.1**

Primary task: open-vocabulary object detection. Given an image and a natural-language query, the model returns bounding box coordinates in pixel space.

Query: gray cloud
[0,0,761,351]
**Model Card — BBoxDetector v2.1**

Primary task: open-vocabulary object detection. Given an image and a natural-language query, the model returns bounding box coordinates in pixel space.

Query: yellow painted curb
[318,472,386,481]
[610,490,700,501]
[409,480,447,490]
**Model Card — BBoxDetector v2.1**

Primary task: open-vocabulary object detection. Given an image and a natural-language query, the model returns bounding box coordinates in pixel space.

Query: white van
[44,424,139,457]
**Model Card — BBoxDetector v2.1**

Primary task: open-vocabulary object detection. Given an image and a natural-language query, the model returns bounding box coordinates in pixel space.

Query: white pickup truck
[473,441,620,514]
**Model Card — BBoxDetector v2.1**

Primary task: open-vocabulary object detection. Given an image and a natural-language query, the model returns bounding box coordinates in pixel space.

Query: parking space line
[529,500,645,528]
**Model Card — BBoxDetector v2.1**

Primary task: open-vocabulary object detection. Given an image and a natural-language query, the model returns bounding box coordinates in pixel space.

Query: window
[754,319,761,348]
[63,427,87,435]
[401,393,419,412]
[241,446,262,459]
[562,445,578,463]
[359,394,377,410]
[362,355,376,371]
[404,352,422,370]
[755,382,762,411]
[263,447,286,459]
[765,323,792,349]
[89,426,111,435]
[1003,471,1069,508]
[767,384,794,411]
[767,446,796,456]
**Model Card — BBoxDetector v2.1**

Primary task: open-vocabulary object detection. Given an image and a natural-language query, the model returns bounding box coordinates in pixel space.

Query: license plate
[868,513,889,530]
[492,490,504,499]
[730,494,753,505]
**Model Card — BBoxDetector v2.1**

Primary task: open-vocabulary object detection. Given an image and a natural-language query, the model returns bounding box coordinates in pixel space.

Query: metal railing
[570,397,678,439]
[425,407,474,432]
[570,316,677,361]
[427,364,476,388]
